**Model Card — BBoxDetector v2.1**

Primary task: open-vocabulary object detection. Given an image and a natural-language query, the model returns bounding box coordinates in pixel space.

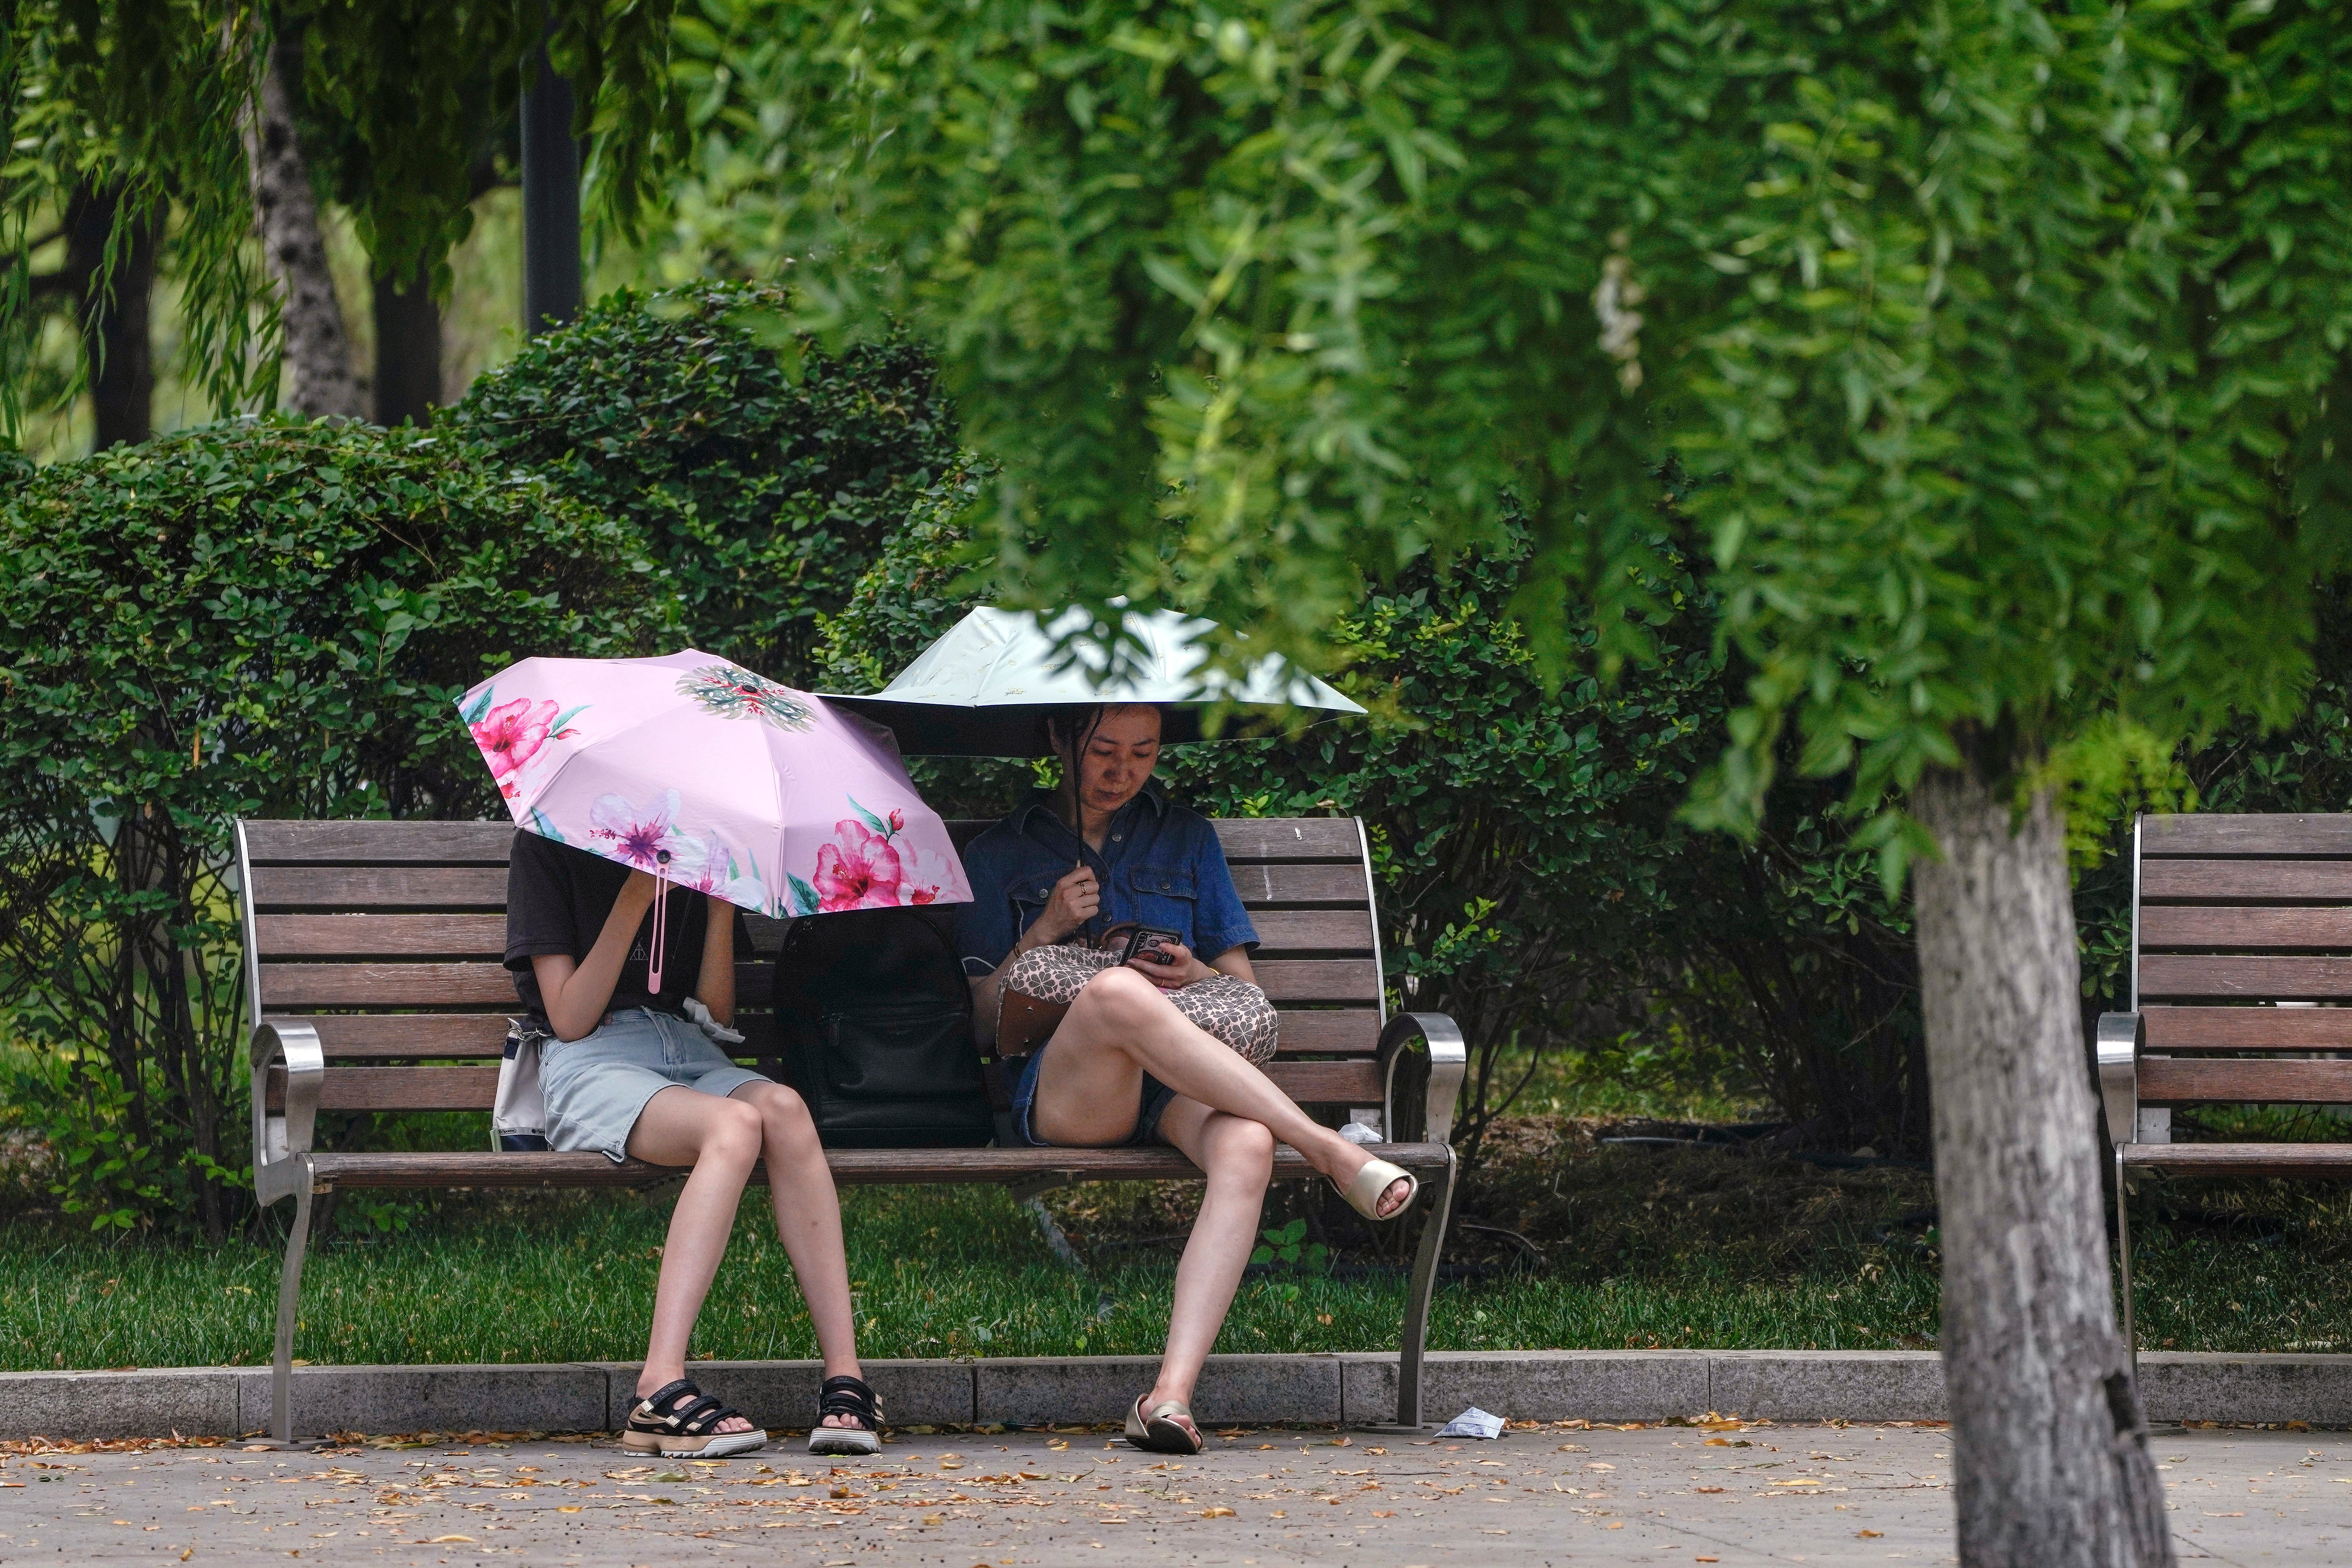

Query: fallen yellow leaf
[1607,1521,1624,1529]
[425,1535,475,1544]
[556,1506,581,1514]
[1858,1529,1884,1539]
[1773,1477,1824,1487]
[1201,1506,1236,1518]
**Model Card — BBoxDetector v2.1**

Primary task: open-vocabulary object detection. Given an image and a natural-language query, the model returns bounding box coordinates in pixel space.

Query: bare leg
[1147,1098,1274,1408]
[731,1080,864,1428]
[623,1086,762,1432]
[1032,967,1412,1215]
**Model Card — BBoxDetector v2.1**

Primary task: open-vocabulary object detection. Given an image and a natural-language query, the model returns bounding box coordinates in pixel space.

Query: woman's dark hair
[1042,705,1108,830]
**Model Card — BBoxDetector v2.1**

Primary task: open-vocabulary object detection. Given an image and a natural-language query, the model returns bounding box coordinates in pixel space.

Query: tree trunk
[519,44,583,335]
[1910,769,2171,1566]
[371,259,442,426]
[241,40,363,419]
[60,182,161,448]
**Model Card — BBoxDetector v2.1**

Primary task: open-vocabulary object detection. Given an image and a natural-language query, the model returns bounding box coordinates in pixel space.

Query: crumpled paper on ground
[1435,1406,1505,1439]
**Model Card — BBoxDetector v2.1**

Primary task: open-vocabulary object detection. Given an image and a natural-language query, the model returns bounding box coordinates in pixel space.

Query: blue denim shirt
[954,785,1259,976]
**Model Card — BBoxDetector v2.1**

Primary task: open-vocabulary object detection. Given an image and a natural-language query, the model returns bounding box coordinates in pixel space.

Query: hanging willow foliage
[0,0,683,439]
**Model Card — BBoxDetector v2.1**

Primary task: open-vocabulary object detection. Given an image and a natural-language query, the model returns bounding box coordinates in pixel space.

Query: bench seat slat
[2140,1056,2352,1106]
[295,1142,1451,1190]
[266,1058,1387,1114]
[2142,1006,2352,1051]
[2118,1142,2352,1176]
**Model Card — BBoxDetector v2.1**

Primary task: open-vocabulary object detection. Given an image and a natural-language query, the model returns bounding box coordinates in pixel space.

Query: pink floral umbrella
[457,650,971,920]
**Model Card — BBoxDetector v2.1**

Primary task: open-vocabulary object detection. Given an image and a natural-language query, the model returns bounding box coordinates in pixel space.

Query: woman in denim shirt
[956,703,1419,1452]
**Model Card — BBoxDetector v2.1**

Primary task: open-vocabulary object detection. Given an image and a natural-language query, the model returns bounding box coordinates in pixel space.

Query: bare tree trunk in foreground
[1911,770,2171,1567]
[241,40,363,419]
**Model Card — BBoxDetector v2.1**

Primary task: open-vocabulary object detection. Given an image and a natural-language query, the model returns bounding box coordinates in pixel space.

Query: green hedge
[445,283,960,685]
[0,419,673,1236]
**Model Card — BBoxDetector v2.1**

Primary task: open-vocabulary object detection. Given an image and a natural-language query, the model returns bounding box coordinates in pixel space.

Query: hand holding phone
[1122,927,1191,987]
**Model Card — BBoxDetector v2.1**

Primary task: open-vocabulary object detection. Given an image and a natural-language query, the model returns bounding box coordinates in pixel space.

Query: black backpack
[768,905,995,1149]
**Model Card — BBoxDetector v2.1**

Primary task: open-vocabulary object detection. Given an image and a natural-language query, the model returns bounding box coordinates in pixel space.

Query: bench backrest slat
[239,813,1391,1118]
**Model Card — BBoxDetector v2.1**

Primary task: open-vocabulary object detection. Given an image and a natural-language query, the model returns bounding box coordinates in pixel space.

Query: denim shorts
[540,1007,771,1163]
[1007,1040,1176,1148]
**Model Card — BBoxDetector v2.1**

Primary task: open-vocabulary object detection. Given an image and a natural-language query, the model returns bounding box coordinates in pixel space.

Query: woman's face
[1073,704,1163,821]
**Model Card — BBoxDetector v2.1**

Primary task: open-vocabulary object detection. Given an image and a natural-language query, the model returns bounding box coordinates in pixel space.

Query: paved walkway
[0,1423,2339,1564]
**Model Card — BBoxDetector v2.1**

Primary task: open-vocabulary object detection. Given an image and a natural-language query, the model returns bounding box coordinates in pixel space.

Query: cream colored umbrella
[820,604,1364,756]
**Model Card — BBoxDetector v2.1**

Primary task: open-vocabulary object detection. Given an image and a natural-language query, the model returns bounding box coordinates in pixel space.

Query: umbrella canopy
[819,605,1365,757]
[457,650,971,917]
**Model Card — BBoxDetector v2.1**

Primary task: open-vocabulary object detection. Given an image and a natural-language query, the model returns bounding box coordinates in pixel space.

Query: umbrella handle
[648,855,671,996]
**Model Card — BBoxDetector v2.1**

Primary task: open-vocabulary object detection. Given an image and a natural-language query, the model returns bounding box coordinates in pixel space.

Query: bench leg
[271,1185,316,1445]
[1372,1148,1457,1432]
[2114,1145,2136,1376]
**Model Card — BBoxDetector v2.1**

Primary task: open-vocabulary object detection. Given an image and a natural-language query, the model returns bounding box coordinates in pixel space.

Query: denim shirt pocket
[1127,863,1198,942]
[1011,875,1062,940]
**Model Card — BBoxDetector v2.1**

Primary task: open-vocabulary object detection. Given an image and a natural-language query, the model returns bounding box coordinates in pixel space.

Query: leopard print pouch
[998,942,1279,1065]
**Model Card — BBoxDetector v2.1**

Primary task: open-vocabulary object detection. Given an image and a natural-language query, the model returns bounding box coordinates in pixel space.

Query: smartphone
[1121,926,1184,966]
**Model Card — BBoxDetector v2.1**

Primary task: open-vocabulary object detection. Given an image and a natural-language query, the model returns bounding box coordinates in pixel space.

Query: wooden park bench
[2096,813,2352,1360]
[236,816,1465,1445]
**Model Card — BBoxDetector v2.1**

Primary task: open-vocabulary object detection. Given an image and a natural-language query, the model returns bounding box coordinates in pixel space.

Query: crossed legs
[1028,966,1414,1408]
[625,1079,863,1432]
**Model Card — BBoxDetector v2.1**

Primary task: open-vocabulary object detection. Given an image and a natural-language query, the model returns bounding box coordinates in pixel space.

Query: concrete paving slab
[1710,1350,1949,1422]
[4,1419,2336,1564]
[1341,1349,1711,1426]
[0,1368,239,1443]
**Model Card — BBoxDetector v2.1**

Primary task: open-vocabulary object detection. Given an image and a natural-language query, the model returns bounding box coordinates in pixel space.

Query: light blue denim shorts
[540,1007,771,1164]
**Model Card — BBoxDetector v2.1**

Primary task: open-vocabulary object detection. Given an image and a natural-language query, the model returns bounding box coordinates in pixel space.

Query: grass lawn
[3,1102,2346,1372]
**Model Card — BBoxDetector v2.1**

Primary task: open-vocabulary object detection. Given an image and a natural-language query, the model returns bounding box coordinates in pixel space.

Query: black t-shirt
[503,831,737,1028]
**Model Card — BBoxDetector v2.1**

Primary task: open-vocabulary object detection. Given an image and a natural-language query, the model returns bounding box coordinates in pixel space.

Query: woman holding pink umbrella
[505,835,878,1456]
[463,650,977,1457]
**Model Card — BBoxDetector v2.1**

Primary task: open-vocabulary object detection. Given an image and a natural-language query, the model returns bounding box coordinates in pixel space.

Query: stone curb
[6,1351,2348,1440]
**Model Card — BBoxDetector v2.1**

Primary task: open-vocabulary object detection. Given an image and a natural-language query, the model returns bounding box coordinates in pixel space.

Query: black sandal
[622,1378,768,1457]
[808,1374,883,1456]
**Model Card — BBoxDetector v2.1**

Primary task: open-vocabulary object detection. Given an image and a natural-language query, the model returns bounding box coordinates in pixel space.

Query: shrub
[445,283,961,685]
[0,418,672,1236]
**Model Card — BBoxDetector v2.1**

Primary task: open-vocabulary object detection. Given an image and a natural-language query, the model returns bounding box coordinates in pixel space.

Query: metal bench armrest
[1379,1011,1467,1149]
[252,1020,325,1204]
[2095,1010,2143,1146]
